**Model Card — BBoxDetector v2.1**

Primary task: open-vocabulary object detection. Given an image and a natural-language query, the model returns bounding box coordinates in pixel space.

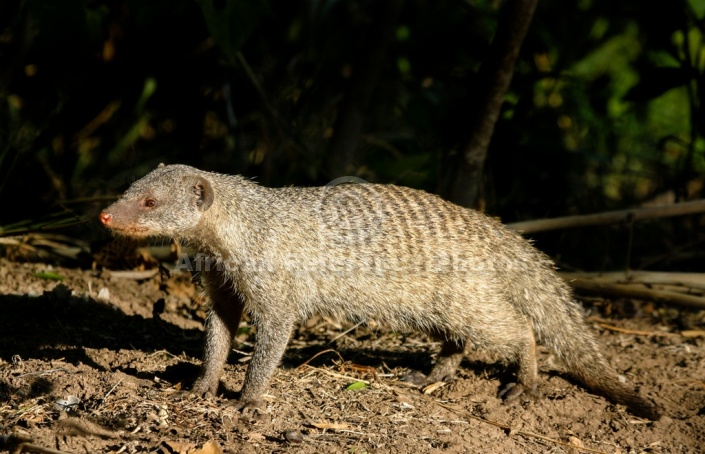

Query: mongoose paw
[188,390,215,399]
[227,397,264,411]
[189,379,218,398]
[226,398,267,422]
[400,370,433,387]
[498,382,528,403]
[401,368,457,388]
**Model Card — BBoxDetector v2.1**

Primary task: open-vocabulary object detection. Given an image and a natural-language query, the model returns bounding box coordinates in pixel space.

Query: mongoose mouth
[105,225,152,236]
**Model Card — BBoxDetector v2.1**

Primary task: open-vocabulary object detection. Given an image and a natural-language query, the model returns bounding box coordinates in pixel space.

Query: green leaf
[688,0,705,20]
[345,381,367,391]
[33,272,64,281]
[236,326,252,336]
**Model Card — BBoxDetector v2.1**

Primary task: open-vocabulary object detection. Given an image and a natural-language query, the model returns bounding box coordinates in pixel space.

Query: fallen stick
[561,271,705,291]
[507,199,705,234]
[564,276,705,310]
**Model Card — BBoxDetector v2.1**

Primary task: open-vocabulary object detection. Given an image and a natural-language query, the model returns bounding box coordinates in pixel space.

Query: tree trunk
[440,0,538,209]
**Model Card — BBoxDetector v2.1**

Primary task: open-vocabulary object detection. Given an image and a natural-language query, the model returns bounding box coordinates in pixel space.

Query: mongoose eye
[144,198,157,208]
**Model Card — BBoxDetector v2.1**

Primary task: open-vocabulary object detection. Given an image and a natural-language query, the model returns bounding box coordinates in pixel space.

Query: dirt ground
[0,257,704,454]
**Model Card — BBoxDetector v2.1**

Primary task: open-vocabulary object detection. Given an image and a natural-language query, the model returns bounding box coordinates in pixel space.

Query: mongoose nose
[99,211,113,225]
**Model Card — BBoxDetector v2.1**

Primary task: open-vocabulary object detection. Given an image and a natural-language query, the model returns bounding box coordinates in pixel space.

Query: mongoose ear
[193,178,214,211]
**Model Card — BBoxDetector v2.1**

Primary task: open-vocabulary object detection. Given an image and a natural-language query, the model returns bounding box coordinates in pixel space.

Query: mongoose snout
[99,211,112,225]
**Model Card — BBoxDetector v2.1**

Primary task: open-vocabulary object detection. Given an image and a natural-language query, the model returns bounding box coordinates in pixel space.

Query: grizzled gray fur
[100,164,660,420]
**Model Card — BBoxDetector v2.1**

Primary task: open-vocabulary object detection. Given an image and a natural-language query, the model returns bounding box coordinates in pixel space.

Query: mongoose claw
[189,379,218,398]
[190,389,215,399]
[225,398,267,422]
[498,382,539,403]
[227,398,264,410]
[400,370,431,387]
[173,389,213,401]
[498,382,527,403]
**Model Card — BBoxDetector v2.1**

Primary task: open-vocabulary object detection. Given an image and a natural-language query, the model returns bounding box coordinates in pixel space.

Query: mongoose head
[99,164,214,239]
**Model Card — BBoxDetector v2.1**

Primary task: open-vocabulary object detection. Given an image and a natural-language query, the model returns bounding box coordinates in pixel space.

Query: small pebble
[97,287,110,302]
[284,429,304,443]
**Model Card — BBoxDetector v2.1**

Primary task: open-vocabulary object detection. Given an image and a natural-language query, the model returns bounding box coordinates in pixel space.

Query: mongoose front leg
[236,314,295,408]
[191,278,245,396]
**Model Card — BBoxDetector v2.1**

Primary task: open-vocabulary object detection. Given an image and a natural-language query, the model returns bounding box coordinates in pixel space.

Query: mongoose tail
[507,259,661,420]
[575,365,662,420]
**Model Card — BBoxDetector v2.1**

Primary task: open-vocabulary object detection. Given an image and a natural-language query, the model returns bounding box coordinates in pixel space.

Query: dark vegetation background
[1,0,704,271]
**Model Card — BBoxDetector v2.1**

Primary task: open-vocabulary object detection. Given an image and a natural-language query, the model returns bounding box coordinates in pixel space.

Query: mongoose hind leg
[403,340,465,386]
[498,322,538,404]
[191,275,245,397]
[426,340,466,382]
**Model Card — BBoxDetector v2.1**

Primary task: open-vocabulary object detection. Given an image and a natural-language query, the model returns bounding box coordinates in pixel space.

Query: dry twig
[297,348,346,369]
[598,323,679,337]
[299,364,371,385]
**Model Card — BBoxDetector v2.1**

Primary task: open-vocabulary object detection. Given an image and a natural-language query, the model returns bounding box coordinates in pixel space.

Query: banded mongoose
[99,164,660,420]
